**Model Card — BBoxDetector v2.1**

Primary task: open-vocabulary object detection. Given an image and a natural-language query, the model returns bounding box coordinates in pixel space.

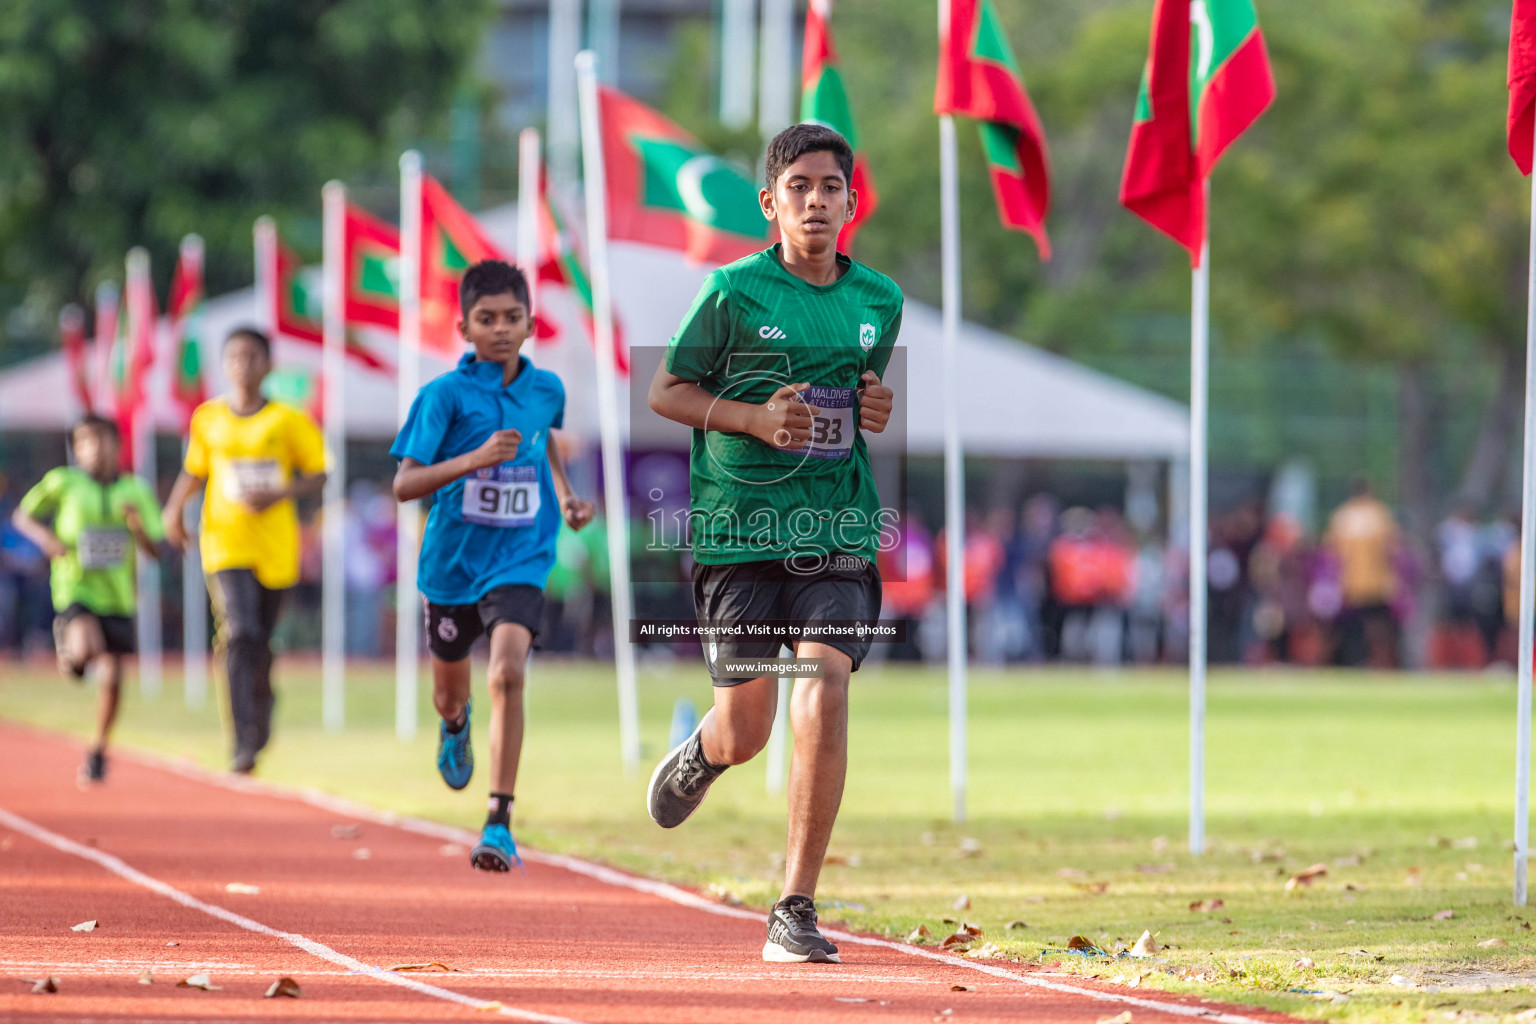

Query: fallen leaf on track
[1433,909,1455,920]
[1072,881,1110,895]
[1189,899,1225,913]
[1130,931,1160,957]
[137,970,152,985]
[950,984,974,992]
[224,883,260,895]
[264,976,302,998]
[1097,1012,1133,1024]
[834,996,869,1002]
[1284,864,1328,891]
[353,848,372,861]
[24,977,59,994]
[1006,919,1028,930]
[965,942,1003,959]
[177,973,220,990]
[1478,938,1509,948]
[957,837,983,858]
[941,924,983,949]
[951,894,970,911]
[824,853,861,866]
[1293,958,1315,969]
[906,924,933,944]
[70,919,98,932]
[388,962,460,972]
[330,824,362,839]
[165,941,179,947]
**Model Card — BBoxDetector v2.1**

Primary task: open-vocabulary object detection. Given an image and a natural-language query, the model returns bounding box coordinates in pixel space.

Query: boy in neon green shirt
[12,415,163,783]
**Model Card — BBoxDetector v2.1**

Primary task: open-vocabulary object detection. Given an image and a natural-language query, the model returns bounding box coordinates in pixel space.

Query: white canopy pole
[178,234,208,711]
[396,151,424,742]
[547,0,583,197]
[575,49,642,774]
[720,0,759,129]
[321,181,348,732]
[1189,183,1211,857]
[1514,130,1536,907]
[127,247,162,701]
[939,107,968,824]
[757,0,795,139]
[517,129,542,291]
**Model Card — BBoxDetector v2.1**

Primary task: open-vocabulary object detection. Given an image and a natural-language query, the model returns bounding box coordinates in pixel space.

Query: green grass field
[5,656,1536,1023]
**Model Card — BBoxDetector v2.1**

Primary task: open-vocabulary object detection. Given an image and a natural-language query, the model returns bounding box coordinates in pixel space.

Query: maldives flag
[59,305,93,414]
[935,0,1052,259]
[1509,0,1536,173]
[420,175,508,355]
[1119,0,1275,263]
[169,236,206,428]
[538,190,628,375]
[801,0,877,251]
[598,85,771,264]
[345,204,400,329]
[270,233,323,345]
[265,226,389,370]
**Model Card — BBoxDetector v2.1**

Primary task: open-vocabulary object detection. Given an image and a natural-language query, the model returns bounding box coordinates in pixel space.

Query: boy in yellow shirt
[163,327,327,772]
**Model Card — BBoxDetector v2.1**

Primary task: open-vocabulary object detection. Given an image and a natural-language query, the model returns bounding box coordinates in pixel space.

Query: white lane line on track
[122,745,1287,1024]
[0,963,937,984]
[0,806,590,1024]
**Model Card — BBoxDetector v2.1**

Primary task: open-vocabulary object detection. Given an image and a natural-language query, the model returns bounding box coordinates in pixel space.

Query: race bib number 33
[786,386,855,460]
[462,464,541,527]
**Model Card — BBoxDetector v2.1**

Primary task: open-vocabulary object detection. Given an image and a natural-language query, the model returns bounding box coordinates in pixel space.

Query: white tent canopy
[0,202,1187,459]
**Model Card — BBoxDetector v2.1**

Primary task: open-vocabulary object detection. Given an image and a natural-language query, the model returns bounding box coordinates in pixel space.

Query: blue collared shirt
[391,353,566,604]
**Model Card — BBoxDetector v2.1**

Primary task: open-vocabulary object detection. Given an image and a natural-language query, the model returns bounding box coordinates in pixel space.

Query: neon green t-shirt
[665,244,903,565]
[18,467,163,615]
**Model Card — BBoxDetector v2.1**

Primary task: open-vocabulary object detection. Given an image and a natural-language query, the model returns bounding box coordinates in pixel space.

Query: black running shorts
[423,584,545,663]
[691,555,883,685]
[58,603,137,656]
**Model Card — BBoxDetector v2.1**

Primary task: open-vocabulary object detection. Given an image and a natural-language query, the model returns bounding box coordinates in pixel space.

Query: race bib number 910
[462,464,541,527]
[785,386,855,460]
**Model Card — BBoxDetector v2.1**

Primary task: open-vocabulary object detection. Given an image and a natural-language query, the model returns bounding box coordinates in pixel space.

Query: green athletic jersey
[18,467,163,615]
[666,244,903,565]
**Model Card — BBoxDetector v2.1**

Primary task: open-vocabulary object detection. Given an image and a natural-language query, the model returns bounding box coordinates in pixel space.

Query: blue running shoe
[471,823,522,873]
[436,703,474,791]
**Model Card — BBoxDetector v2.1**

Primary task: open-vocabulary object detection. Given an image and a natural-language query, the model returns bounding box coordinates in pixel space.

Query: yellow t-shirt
[184,398,327,589]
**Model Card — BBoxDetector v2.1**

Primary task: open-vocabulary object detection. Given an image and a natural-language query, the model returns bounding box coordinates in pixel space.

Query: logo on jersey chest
[759,325,788,341]
[859,323,878,352]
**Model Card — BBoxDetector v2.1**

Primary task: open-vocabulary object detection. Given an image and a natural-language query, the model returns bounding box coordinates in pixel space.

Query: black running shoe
[646,718,725,828]
[78,749,105,785]
[763,895,840,963]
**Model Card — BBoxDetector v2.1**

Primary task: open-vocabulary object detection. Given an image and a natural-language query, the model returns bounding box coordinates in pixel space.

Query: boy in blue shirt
[392,260,593,872]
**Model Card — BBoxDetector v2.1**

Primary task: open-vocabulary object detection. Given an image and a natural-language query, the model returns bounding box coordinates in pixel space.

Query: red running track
[0,720,1316,1024]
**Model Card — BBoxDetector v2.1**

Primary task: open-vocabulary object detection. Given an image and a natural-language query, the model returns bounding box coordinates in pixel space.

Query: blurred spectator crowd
[0,470,1526,670]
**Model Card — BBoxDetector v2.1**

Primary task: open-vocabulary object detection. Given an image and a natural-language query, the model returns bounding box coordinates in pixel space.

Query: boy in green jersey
[12,415,164,783]
[645,124,901,963]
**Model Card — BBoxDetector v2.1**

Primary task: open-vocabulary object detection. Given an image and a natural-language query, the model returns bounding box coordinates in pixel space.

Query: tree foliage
[0,0,490,355]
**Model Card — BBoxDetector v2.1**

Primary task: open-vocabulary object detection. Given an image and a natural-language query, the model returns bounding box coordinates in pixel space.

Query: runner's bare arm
[121,506,161,560]
[393,430,523,503]
[648,365,820,448]
[9,507,67,560]
[857,370,893,433]
[161,471,205,554]
[546,432,594,531]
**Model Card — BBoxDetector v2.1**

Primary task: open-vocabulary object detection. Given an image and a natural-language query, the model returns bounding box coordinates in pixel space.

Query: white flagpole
[517,129,542,293]
[939,108,968,824]
[720,0,759,130]
[1189,183,1211,857]
[178,234,208,711]
[127,247,162,701]
[576,49,642,774]
[766,668,791,795]
[94,283,118,415]
[321,181,348,732]
[1514,131,1536,906]
[254,218,277,334]
[396,151,424,743]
